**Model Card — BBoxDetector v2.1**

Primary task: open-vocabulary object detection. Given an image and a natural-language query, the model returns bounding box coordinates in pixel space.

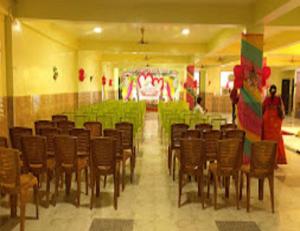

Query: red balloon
[79,68,85,82]
[102,76,106,86]
[109,79,113,86]
[233,65,243,79]
[262,66,271,79]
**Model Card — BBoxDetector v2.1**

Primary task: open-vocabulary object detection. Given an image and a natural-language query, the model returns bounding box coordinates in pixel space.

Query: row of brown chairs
[169,123,241,181]
[175,128,277,213]
[0,120,136,231]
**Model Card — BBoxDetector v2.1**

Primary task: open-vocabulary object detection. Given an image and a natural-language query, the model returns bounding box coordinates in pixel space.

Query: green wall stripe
[241,40,263,68]
[244,137,251,156]
[240,88,262,117]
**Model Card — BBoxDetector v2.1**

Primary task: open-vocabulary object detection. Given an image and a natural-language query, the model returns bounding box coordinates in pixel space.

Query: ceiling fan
[138,27,148,45]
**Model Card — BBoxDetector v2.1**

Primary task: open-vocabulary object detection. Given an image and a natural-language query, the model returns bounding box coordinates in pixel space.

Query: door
[281,79,290,115]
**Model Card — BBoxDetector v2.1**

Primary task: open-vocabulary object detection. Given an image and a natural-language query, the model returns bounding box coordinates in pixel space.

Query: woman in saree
[262,85,287,165]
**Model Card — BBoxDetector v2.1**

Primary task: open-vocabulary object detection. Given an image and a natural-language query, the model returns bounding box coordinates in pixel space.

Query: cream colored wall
[268,67,295,94]
[0,14,6,97]
[77,50,102,93]
[205,66,221,95]
[12,21,78,96]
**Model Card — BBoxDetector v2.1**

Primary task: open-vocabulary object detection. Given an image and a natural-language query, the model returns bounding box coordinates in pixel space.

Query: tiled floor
[1,112,300,231]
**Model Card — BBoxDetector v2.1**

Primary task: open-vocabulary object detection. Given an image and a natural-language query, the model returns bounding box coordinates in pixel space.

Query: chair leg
[239,172,243,200]
[246,174,250,212]
[20,193,26,231]
[10,194,17,217]
[178,170,182,208]
[198,173,204,209]
[85,167,89,195]
[113,173,118,210]
[76,171,81,207]
[90,175,94,210]
[34,185,39,219]
[207,171,211,199]
[225,176,230,199]
[65,173,72,196]
[103,175,107,188]
[122,158,126,191]
[130,155,134,183]
[268,175,275,213]
[168,146,171,175]
[46,172,51,208]
[54,170,60,206]
[234,173,239,210]
[213,174,218,210]
[96,174,100,198]
[172,154,176,181]
[258,178,264,201]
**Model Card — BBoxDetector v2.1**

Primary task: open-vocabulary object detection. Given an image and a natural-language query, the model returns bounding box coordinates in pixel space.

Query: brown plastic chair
[0,136,8,147]
[70,128,90,195]
[40,127,60,157]
[168,123,189,180]
[21,135,54,207]
[195,123,212,135]
[182,129,201,139]
[104,129,125,190]
[52,114,68,123]
[221,123,237,131]
[207,138,243,210]
[115,122,136,184]
[34,120,55,135]
[84,121,102,137]
[0,147,39,231]
[203,130,222,162]
[240,141,277,213]
[54,135,88,207]
[56,120,75,135]
[9,127,33,152]
[178,138,205,208]
[90,137,119,210]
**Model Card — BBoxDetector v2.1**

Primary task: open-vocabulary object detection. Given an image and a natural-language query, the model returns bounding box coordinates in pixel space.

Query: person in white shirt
[194,96,206,114]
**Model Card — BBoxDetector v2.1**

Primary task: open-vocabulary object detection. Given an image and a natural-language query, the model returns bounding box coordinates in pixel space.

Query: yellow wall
[77,50,102,93]
[268,67,295,94]
[12,20,78,96]
[0,14,6,97]
[205,66,222,95]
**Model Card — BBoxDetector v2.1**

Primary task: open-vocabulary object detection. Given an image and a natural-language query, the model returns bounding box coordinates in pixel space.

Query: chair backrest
[34,120,55,135]
[9,127,33,151]
[70,128,90,154]
[250,141,277,177]
[0,147,20,191]
[195,123,212,133]
[84,121,102,137]
[171,123,189,148]
[182,129,201,139]
[180,138,205,172]
[217,139,243,175]
[104,129,123,157]
[52,114,68,122]
[21,135,47,171]
[57,120,75,135]
[90,137,116,172]
[220,123,237,131]
[40,127,60,153]
[224,129,245,141]
[202,130,221,160]
[115,122,133,149]
[0,136,8,147]
[54,135,77,168]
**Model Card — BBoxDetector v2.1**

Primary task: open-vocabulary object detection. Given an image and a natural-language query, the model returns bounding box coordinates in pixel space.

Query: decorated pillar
[235,33,264,162]
[185,65,196,110]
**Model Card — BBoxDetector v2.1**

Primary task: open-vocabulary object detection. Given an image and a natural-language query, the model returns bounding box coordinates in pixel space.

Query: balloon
[109,79,113,86]
[79,68,85,82]
[262,66,271,79]
[233,65,243,79]
[102,76,106,85]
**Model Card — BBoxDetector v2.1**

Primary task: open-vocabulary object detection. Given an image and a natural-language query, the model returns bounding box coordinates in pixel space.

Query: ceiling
[33,20,239,44]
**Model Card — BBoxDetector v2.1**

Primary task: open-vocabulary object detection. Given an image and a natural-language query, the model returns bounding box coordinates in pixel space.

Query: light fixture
[12,19,22,32]
[181,28,190,35]
[93,27,102,33]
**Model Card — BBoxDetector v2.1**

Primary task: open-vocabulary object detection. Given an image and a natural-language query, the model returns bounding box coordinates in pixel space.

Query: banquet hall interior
[1,0,300,231]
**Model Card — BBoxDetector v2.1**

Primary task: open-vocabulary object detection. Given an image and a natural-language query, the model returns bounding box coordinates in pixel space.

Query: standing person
[262,85,287,165]
[230,88,239,124]
[194,96,206,114]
